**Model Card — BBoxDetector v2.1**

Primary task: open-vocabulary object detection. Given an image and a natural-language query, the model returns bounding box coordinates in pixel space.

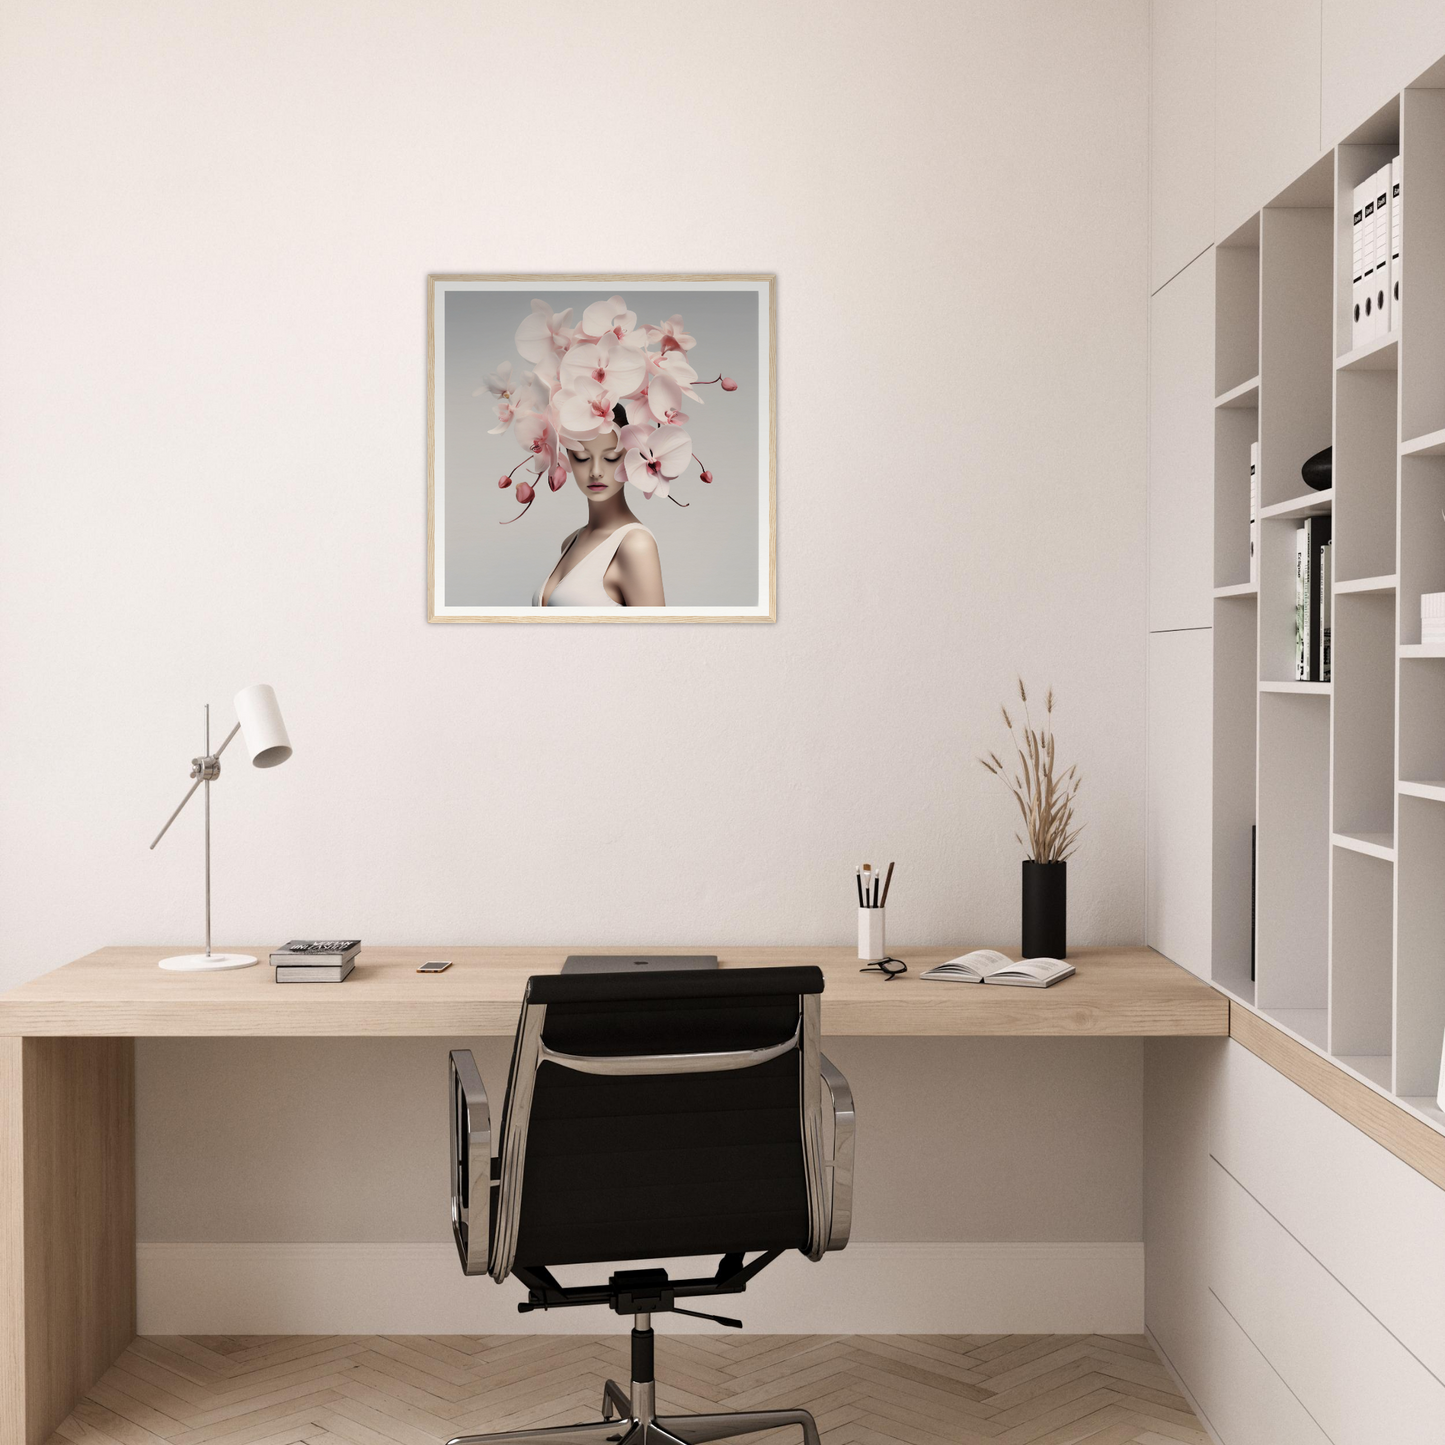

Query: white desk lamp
[149,684,292,972]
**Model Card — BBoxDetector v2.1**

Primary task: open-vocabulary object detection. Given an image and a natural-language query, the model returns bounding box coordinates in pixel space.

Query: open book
[920,950,1075,988]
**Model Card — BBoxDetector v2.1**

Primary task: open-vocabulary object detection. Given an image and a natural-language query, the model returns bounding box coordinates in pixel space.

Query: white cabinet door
[1147,629,1213,978]
[1149,251,1215,632]
[1215,0,1323,237]
[1151,0,1215,292]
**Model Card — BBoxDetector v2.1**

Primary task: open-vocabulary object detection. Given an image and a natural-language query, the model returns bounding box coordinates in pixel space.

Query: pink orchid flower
[654,314,696,354]
[622,424,693,501]
[514,412,556,473]
[556,375,622,440]
[515,300,575,365]
[579,294,639,344]
[477,361,514,398]
[644,348,704,403]
[640,372,689,427]
[623,383,652,427]
[489,395,524,434]
[560,334,646,404]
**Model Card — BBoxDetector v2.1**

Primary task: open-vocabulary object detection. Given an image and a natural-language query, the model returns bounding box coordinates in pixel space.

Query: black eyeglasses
[859,956,908,981]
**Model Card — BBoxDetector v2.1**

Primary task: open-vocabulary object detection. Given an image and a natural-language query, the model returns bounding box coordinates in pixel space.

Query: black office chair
[446,965,855,1445]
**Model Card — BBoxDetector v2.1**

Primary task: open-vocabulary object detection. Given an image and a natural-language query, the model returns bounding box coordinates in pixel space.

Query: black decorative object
[1022,860,1067,959]
[1301,445,1332,491]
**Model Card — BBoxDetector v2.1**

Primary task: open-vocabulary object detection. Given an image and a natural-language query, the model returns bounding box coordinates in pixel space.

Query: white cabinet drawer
[1210,1157,1445,1443]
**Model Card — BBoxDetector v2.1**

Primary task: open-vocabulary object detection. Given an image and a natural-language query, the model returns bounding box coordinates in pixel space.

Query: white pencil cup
[858,907,886,962]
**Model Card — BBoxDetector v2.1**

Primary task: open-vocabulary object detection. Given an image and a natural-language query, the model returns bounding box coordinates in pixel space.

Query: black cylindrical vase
[1022,860,1067,958]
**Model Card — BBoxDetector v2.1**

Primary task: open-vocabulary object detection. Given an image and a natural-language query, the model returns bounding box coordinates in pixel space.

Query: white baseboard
[137,1241,1143,1335]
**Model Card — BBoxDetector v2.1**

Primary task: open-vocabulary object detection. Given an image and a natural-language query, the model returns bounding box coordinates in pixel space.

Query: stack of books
[1294,518,1332,682]
[270,939,361,982]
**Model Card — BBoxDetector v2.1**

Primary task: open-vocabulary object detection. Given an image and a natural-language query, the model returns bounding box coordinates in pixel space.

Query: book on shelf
[1295,526,1308,679]
[1293,518,1332,681]
[920,950,1074,988]
[1351,179,1367,348]
[276,958,355,984]
[1249,441,1259,584]
[1250,824,1256,984]
[1320,538,1332,682]
[1374,164,1392,340]
[269,939,362,966]
[1391,154,1402,331]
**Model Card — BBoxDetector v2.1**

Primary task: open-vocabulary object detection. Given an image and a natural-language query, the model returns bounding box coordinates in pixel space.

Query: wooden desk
[0,943,1225,1038]
[0,944,1223,1445]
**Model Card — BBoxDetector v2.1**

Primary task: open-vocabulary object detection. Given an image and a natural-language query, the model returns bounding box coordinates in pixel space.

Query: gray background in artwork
[443,289,760,607]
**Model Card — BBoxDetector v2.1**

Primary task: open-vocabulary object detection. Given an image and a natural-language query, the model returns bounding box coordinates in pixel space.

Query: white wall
[0,0,1152,1324]
[0,0,1149,983]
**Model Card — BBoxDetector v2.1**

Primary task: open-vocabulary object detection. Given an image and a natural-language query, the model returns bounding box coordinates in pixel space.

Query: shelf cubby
[1336,131,1399,362]
[1334,369,1397,581]
[1329,847,1393,1068]
[1255,692,1330,1017]
[1215,216,1260,399]
[1259,186,1332,511]
[1397,795,1445,1097]
[1214,403,1257,589]
[1211,593,1259,1003]
[1332,591,1396,837]
[1399,653,1445,784]
[1398,454,1445,644]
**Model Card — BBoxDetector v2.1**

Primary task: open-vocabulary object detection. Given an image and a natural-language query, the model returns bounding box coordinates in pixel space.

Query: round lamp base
[158,952,258,972]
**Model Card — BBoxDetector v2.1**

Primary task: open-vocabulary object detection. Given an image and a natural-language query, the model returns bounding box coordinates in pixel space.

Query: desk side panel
[19,1039,135,1445]
[1,1040,23,1445]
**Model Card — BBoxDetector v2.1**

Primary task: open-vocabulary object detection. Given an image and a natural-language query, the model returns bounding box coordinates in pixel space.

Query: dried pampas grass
[979,678,1083,863]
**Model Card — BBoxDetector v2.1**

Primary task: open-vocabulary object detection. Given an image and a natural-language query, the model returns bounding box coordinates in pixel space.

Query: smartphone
[417,959,452,973]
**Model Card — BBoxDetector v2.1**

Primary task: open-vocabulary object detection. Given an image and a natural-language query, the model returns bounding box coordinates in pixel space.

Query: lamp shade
[233,684,292,768]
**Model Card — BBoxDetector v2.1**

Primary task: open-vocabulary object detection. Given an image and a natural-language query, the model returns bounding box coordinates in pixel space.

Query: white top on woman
[533,522,654,607]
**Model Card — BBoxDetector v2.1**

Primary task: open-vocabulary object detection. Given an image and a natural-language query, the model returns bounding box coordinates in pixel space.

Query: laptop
[561,954,719,974]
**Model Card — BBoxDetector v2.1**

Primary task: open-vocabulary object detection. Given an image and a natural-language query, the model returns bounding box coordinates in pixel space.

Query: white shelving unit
[1212,80,1445,1132]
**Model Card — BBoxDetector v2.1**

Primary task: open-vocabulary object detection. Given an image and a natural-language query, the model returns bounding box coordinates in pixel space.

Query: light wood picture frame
[428,274,776,623]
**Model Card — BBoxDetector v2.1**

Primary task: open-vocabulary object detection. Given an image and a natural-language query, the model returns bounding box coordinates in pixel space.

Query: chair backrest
[488,966,827,1280]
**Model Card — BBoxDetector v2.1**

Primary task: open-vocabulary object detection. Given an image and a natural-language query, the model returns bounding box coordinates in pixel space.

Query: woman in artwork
[480,295,736,608]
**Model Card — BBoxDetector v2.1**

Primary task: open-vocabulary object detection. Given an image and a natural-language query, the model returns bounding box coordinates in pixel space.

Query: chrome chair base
[446,1379,822,1445]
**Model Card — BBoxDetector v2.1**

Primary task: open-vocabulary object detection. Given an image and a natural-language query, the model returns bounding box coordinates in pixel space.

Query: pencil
[855,869,865,908]
[880,860,895,907]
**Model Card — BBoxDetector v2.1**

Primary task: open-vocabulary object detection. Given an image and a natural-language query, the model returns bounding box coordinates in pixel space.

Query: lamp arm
[213,721,242,759]
[150,777,203,850]
[148,722,241,850]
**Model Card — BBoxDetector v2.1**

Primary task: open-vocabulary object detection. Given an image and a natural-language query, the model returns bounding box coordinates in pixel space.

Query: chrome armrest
[449,1049,492,1276]
[819,1052,854,1251]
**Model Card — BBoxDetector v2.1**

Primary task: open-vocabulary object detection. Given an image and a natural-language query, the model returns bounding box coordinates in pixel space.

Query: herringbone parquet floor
[49,1334,1209,1445]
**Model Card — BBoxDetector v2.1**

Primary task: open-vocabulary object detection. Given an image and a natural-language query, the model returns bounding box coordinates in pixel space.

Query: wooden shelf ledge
[1230,1002,1445,1191]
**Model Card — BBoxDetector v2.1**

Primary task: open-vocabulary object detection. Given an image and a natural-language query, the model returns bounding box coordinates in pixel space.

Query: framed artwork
[428,274,775,622]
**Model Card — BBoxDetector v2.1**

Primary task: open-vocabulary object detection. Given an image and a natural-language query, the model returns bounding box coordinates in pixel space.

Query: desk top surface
[0,944,1227,1037]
